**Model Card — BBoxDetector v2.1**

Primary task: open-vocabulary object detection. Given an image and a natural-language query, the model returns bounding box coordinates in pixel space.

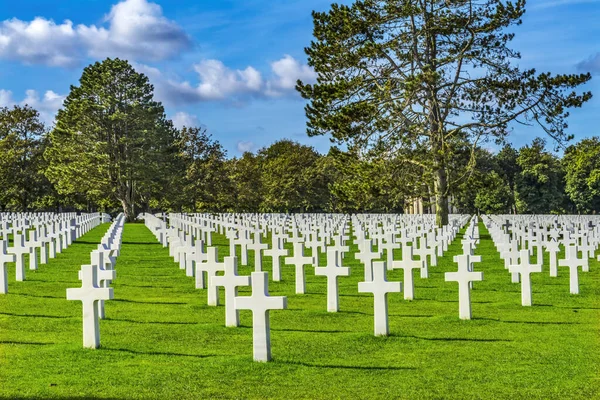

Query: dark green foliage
[0,105,52,211]
[45,58,180,221]
[298,0,592,226]
[563,137,600,213]
[515,138,569,214]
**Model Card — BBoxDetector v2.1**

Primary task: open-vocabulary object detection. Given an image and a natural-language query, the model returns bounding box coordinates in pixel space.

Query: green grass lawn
[1,221,599,399]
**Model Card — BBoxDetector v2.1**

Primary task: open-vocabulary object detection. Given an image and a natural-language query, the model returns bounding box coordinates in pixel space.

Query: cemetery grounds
[0,217,599,399]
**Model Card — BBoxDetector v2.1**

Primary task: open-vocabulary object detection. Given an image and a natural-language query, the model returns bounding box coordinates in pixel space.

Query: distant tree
[45,58,179,221]
[226,152,263,212]
[0,105,49,211]
[494,145,521,213]
[257,140,328,212]
[298,0,591,226]
[325,148,409,213]
[563,137,600,213]
[474,171,512,214]
[174,126,229,212]
[515,138,566,214]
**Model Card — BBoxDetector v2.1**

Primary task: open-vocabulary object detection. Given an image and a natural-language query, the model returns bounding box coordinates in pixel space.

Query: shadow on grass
[105,317,197,325]
[113,299,186,305]
[394,334,512,342]
[121,241,161,245]
[0,311,70,319]
[0,340,55,346]
[473,317,581,325]
[282,360,416,371]
[272,327,353,334]
[10,293,65,300]
[388,314,435,318]
[113,284,176,289]
[0,397,121,400]
[420,298,495,304]
[101,347,218,359]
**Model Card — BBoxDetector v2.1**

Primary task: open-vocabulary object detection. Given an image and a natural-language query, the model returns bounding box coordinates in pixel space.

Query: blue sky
[0,0,599,157]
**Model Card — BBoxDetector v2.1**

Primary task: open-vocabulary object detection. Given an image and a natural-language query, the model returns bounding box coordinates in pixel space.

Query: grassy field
[0,221,599,399]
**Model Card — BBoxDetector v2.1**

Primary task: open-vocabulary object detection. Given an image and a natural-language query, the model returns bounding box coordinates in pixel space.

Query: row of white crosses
[444,216,484,319]
[66,213,124,349]
[483,214,596,304]
[0,213,108,294]
[144,213,287,362]
[146,212,472,359]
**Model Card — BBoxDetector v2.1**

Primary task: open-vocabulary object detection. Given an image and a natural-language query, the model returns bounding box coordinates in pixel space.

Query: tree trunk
[121,198,135,222]
[434,166,449,228]
[120,180,136,222]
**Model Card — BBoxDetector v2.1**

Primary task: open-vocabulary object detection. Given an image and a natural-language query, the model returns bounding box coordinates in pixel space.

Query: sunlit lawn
[0,220,598,399]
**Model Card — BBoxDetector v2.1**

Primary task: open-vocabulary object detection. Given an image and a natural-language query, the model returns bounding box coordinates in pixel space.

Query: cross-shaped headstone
[0,240,16,294]
[212,256,251,327]
[509,250,542,306]
[391,245,422,300]
[545,239,560,277]
[7,234,30,282]
[204,247,225,305]
[66,264,114,348]
[314,249,350,312]
[234,271,287,362]
[358,261,402,336]
[355,239,380,281]
[248,233,269,272]
[284,242,313,294]
[264,236,288,282]
[558,245,584,294]
[445,254,483,319]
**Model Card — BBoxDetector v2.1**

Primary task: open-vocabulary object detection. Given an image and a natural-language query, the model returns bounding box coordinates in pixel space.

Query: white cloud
[577,53,600,74]
[0,89,14,107]
[0,0,191,67]
[0,89,65,125]
[237,141,255,153]
[171,111,200,129]
[194,59,264,100]
[136,55,316,106]
[266,55,317,96]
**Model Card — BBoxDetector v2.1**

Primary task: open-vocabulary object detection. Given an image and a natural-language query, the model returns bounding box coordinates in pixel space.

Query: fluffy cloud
[0,0,191,67]
[266,55,317,96]
[171,111,200,129]
[577,52,600,74]
[0,89,65,124]
[236,141,255,153]
[138,55,317,106]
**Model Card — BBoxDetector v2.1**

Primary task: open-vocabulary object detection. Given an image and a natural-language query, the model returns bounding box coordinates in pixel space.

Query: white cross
[7,234,30,282]
[248,233,268,272]
[284,242,313,294]
[558,245,584,294]
[0,240,16,294]
[212,256,251,327]
[192,239,207,289]
[234,271,287,362]
[264,236,288,282]
[509,250,542,306]
[89,250,116,319]
[66,265,114,349]
[545,239,560,277]
[391,245,422,300]
[358,261,401,336]
[204,247,225,305]
[314,249,350,312]
[355,239,381,281]
[445,254,483,319]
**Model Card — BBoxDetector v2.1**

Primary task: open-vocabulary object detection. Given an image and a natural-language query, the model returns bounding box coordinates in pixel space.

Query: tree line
[0,76,598,217]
